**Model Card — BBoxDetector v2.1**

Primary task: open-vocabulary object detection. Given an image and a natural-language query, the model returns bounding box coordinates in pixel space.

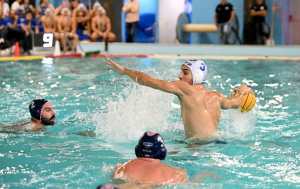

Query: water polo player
[106,59,256,143]
[113,131,188,185]
[0,99,56,132]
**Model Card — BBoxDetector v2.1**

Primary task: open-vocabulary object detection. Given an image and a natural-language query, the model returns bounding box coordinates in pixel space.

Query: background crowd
[1,0,298,55]
[0,0,120,54]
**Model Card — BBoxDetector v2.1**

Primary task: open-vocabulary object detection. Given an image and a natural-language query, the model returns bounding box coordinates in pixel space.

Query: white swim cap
[183,59,208,84]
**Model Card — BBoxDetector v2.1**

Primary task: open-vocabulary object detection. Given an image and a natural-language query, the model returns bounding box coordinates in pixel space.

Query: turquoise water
[0,58,299,189]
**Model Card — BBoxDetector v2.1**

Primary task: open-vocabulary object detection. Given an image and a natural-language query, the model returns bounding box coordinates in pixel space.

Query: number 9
[43,33,53,48]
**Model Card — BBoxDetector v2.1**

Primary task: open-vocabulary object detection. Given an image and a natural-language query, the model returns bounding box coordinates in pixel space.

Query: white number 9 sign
[43,33,54,48]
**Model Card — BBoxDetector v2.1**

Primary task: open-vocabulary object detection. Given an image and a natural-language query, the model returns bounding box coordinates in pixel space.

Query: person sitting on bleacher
[91,4,116,42]
[72,3,90,41]
[17,10,41,55]
[57,8,78,52]
[70,0,80,17]
[41,8,59,42]
[37,0,55,16]
[23,0,35,14]
[11,0,25,16]
[1,10,25,52]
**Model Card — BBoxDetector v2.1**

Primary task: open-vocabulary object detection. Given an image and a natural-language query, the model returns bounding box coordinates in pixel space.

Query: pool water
[0,58,299,189]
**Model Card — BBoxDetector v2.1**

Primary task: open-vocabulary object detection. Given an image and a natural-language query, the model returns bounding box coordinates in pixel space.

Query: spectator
[73,3,90,41]
[23,0,35,14]
[38,0,55,16]
[122,0,139,42]
[57,8,78,52]
[18,10,37,54]
[55,0,70,15]
[91,5,116,42]
[0,0,10,17]
[215,0,236,44]
[70,0,80,17]
[41,8,59,41]
[250,0,269,44]
[11,0,25,18]
[113,131,187,186]
[1,18,26,51]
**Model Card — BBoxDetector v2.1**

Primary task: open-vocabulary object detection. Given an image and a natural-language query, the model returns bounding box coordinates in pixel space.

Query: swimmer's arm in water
[106,60,189,96]
[0,121,32,133]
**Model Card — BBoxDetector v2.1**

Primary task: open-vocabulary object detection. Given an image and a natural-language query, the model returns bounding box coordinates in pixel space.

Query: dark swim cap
[29,99,48,120]
[135,131,167,160]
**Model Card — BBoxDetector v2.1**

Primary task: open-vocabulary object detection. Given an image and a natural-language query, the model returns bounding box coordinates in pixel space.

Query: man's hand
[232,84,252,97]
[105,59,126,75]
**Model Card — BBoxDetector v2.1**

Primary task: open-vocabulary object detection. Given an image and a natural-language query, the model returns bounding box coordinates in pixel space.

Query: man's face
[179,65,193,85]
[40,103,56,125]
[71,0,79,8]
[256,0,263,4]
[26,13,32,20]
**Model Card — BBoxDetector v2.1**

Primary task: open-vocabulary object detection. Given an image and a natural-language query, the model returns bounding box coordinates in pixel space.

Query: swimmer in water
[113,131,187,187]
[106,59,254,143]
[0,99,56,132]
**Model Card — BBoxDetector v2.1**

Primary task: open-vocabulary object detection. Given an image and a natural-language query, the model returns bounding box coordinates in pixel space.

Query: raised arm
[106,59,185,96]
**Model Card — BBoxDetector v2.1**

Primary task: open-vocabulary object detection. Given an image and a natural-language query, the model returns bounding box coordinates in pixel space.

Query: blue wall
[266,0,283,45]
[191,0,244,44]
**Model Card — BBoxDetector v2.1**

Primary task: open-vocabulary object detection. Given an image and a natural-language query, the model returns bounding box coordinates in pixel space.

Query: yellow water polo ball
[240,92,256,112]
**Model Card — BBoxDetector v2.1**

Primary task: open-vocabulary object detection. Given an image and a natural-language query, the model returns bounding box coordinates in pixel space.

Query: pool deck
[2,42,300,61]
[79,42,300,61]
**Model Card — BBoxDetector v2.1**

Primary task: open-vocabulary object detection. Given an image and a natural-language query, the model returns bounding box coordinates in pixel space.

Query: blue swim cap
[29,99,48,120]
[135,131,167,160]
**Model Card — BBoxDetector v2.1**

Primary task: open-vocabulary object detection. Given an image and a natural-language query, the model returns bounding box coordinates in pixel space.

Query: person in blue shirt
[17,10,38,54]
[0,16,25,50]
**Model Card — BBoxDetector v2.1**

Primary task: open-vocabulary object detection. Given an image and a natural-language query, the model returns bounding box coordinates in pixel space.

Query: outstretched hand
[105,58,126,75]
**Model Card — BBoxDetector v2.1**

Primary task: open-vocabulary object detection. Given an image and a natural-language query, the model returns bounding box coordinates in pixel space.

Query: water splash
[220,109,256,140]
[93,85,174,143]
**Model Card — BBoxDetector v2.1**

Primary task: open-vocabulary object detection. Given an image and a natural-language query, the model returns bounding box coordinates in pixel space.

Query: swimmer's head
[135,131,167,160]
[96,184,119,189]
[180,59,207,85]
[29,99,56,125]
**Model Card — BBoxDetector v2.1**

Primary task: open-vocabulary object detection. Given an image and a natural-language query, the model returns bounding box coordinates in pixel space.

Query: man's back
[114,158,187,185]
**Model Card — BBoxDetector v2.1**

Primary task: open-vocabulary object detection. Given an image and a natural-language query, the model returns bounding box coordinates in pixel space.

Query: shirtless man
[0,99,56,132]
[113,131,187,186]
[57,8,78,52]
[91,6,116,42]
[72,4,90,41]
[106,59,254,142]
[41,8,60,42]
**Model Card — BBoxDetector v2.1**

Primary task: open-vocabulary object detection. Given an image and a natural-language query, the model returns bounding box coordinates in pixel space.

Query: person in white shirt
[122,0,139,42]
